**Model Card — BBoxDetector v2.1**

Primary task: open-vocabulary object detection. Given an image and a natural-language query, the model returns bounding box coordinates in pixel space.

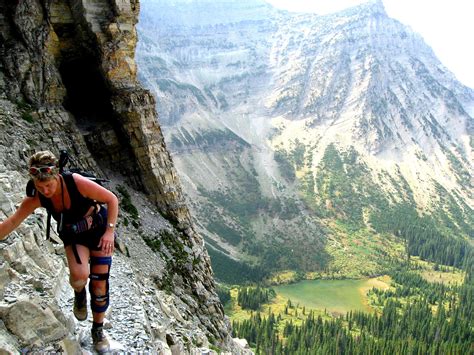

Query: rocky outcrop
[0,0,244,353]
[1,0,191,225]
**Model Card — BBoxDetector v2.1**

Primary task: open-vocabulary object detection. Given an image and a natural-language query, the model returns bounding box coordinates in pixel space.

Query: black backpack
[26,150,109,242]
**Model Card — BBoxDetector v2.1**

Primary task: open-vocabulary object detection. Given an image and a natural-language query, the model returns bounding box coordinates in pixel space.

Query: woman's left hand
[98,231,115,255]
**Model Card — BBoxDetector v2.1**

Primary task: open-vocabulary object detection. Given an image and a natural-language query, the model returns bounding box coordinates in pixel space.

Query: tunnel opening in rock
[50,8,145,189]
[58,55,142,188]
[60,56,113,131]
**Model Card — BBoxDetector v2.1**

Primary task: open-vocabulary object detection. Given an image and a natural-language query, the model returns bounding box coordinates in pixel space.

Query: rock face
[2,0,190,225]
[0,0,245,353]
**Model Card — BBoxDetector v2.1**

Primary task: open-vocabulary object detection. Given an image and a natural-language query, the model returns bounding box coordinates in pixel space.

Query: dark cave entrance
[58,54,143,188]
[59,56,114,132]
[58,54,126,171]
[49,5,144,189]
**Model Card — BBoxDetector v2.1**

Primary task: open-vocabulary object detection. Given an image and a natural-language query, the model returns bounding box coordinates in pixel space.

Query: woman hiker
[0,151,118,353]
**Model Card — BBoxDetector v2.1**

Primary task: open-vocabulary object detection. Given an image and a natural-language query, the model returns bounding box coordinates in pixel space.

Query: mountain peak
[361,0,386,12]
[137,0,473,282]
[341,0,387,18]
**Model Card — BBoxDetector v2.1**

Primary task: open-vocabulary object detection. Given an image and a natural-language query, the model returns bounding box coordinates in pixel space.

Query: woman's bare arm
[73,174,119,225]
[0,197,40,240]
[73,174,119,254]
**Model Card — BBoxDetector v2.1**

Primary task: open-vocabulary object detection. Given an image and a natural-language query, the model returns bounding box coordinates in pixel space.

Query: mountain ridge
[137,0,473,281]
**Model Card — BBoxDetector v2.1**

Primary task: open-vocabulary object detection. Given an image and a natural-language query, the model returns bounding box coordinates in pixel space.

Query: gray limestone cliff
[0,0,247,353]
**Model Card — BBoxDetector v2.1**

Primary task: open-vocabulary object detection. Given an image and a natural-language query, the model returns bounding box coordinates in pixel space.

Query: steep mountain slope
[137,0,473,280]
[0,0,248,353]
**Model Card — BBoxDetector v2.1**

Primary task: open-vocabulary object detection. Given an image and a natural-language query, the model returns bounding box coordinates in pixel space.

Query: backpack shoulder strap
[62,171,81,199]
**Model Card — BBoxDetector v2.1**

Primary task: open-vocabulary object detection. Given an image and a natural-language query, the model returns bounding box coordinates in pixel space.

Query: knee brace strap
[90,272,109,281]
[89,285,109,313]
[89,273,110,313]
[90,256,112,267]
[89,256,112,313]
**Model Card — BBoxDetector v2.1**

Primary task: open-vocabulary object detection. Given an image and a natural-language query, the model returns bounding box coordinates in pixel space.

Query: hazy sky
[266,0,474,89]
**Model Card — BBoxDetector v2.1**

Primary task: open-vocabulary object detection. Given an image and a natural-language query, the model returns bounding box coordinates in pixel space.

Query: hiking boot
[73,288,87,321]
[91,326,110,353]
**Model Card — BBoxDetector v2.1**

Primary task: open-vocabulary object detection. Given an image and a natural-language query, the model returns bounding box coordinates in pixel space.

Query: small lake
[274,279,375,314]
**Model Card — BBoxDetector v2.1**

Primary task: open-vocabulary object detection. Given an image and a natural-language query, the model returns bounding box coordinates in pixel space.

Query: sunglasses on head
[29,165,56,176]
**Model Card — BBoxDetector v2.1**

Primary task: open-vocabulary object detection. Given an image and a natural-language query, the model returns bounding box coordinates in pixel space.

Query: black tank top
[38,172,96,226]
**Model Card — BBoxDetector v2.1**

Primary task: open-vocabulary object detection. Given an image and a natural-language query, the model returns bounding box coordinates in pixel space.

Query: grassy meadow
[226,277,391,324]
[274,278,388,315]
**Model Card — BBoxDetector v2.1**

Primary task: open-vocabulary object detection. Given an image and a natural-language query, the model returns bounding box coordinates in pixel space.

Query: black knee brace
[89,256,112,313]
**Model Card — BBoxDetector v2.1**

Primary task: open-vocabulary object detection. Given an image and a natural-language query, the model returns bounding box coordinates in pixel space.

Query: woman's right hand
[0,196,40,240]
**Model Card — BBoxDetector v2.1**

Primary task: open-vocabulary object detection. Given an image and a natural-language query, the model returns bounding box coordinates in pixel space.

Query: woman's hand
[98,230,115,255]
[0,196,40,240]
[73,173,119,257]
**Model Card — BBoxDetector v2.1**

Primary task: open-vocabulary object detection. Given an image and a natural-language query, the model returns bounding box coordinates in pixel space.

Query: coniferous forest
[212,146,474,353]
[231,215,474,355]
[237,286,276,311]
[232,262,474,354]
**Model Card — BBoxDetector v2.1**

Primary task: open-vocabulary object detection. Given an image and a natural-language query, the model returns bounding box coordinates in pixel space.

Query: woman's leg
[65,244,91,291]
[89,249,112,352]
[89,249,112,323]
[65,244,91,321]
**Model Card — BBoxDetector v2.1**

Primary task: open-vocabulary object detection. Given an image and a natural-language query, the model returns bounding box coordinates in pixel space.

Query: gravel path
[57,252,157,353]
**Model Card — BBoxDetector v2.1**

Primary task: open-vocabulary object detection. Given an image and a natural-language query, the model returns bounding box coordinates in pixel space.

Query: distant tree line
[216,285,231,305]
[237,286,276,311]
[207,247,266,284]
[232,264,474,354]
[370,204,473,269]
[382,266,452,304]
